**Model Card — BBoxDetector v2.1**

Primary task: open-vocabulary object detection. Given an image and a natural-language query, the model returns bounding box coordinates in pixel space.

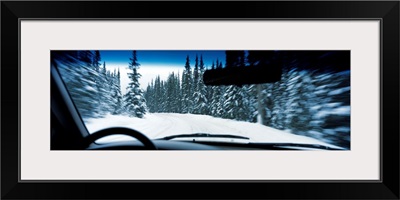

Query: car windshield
[52,50,350,150]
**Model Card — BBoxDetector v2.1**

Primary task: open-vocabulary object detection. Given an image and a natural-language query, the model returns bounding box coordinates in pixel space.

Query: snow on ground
[84,113,342,148]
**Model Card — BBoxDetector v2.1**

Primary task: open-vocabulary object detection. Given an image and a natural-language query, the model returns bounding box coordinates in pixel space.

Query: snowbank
[84,113,342,148]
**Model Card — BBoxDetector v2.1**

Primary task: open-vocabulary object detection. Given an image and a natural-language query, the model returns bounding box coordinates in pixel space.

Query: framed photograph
[2,1,399,199]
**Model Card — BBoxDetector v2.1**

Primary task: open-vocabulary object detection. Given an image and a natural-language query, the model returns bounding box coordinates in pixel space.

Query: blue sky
[98,50,226,93]
[100,50,226,68]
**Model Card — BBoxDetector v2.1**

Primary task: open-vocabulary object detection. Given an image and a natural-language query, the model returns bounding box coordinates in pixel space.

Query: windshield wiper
[159,133,249,140]
[158,134,343,150]
[250,142,344,150]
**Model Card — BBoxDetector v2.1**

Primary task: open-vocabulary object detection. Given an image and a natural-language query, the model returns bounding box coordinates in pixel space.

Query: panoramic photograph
[51,50,350,150]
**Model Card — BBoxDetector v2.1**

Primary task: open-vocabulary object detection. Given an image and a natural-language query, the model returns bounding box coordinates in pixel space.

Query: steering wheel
[83,127,157,150]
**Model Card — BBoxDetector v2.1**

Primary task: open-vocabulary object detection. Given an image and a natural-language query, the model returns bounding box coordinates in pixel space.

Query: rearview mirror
[203,50,350,86]
[203,63,282,86]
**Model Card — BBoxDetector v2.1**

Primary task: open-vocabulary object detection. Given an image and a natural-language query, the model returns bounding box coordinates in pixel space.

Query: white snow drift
[84,113,342,149]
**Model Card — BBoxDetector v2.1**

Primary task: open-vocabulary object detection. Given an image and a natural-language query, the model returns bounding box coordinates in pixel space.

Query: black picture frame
[1,1,399,199]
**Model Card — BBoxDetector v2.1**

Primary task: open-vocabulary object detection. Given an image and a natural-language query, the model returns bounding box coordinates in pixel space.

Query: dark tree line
[123,51,147,118]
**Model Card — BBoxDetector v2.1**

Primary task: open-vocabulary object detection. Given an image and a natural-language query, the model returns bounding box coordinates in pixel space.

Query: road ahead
[85,113,338,147]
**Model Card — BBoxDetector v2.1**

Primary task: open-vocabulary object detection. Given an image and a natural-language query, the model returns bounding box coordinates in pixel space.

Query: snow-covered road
[84,113,340,148]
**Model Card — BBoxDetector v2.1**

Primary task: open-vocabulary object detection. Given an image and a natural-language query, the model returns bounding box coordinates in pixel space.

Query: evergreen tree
[98,61,113,114]
[166,72,180,113]
[222,51,248,120]
[110,68,123,115]
[153,76,162,112]
[93,50,101,72]
[222,85,248,120]
[192,55,209,114]
[144,81,154,112]
[159,80,167,112]
[181,55,193,113]
[243,84,258,123]
[209,60,224,117]
[283,69,313,134]
[210,85,224,117]
[193,54,199,92]
[205,61,214,106]
[175,72,182,113]
[92,50,106,115]
[218,60,223,69]
[261,83,274,126]
[145,75,164,113]
[270,66,289,129]
[123,50,147,118]
[216,59,222,69]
